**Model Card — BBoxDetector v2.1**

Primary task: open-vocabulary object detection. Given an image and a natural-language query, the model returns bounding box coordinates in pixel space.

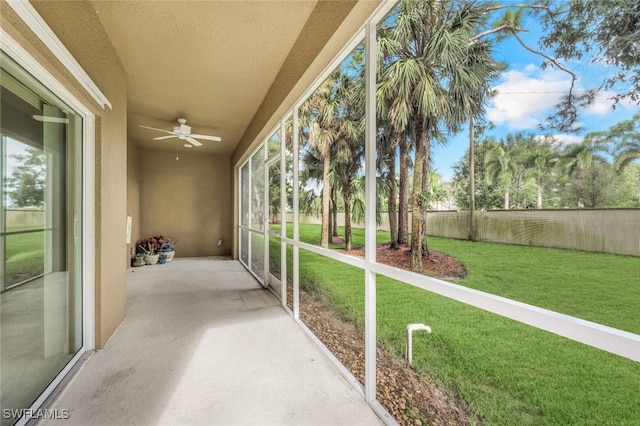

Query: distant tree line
[451,113,640,210]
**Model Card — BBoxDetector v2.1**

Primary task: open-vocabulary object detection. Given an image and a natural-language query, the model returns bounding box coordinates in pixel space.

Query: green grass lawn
[270,223,640,425]
[429,236,640,335]
[4,226,45,286]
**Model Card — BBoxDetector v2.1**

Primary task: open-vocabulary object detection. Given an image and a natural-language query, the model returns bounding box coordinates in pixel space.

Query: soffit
[89,0,319,155]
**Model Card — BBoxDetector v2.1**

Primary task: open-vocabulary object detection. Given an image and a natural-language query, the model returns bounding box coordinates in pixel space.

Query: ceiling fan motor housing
[179,123,191,134]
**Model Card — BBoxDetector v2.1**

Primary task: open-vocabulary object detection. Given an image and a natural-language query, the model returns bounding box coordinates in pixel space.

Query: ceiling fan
[139,118,221,147]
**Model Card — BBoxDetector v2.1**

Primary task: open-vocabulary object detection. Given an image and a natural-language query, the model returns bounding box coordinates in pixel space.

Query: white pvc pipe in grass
[406,323,432,366]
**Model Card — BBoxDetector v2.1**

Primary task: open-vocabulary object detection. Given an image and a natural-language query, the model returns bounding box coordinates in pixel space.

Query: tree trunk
[343,185,353,251]
[504,189,510,210]
[398,137,409,245]
[410,116,425,273]
[537,177,543,209]
[388,145,399,249]
[321,154,331,248]
[328,202,333,242]
[330,185,338,242]
[515,174,522,208]
[421,146,429,256]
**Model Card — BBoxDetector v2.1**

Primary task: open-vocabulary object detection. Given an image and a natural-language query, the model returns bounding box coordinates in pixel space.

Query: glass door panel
[1,53,83,423]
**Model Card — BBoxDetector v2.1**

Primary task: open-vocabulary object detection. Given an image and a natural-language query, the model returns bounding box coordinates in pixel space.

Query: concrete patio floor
[38,257,384,425]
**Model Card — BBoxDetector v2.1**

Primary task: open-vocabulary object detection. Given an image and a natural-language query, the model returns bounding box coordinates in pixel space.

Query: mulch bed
[289,243,476,425]
[343,242,467,281]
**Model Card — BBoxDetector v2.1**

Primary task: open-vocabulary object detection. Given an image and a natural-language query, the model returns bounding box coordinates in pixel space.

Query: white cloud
[585,91,617,115]
[584,90,636,116]
[551,134,584,145]
[487,66,573,130]
[534,134,583,145]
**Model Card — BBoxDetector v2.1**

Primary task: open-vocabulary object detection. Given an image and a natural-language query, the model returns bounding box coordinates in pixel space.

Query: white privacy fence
[6,209,46,228]
[289,209,640,257]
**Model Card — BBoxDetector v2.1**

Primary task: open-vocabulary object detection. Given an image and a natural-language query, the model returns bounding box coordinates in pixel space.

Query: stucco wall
[2,0,129,348]
[139,148,232,257]
[127,143,141,255]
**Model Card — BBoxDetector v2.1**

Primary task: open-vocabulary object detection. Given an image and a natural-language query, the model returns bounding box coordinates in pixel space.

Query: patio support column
[280,119,287,305]
[263,143,269,287]
[292,109,300,319]
[364,19,377,404]
[247,159,252,279]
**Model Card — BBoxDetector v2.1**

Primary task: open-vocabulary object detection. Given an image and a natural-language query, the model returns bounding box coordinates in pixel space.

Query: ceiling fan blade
[139,125,174,135]
[190,134,222,142]
[153,135,177,140]
[184,136,202,147]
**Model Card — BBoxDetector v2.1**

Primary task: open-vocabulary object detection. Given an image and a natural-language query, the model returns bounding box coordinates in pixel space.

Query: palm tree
[299,70,341,248]
[299,52,367,250]
[297,139,330,217]
[506,134,538,209]
[485,144,515,209]
[334,142,364,251]
[525,136,559,209]
[592,112,640,171]
[559,143,594,179]
[377,0,500,272]
[377,7,415,248]
[615,142,640,171]
[376,26,412,247]
[376,126,400,248]
[376,119,414,249]
[333,70,366,251]
[611,115,640,204]
[425,171,449,210]
[557,140,607,207]
[396,135,412,245]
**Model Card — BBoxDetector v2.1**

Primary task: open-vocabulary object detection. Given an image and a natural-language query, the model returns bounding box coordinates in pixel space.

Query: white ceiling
[91,0,319,155]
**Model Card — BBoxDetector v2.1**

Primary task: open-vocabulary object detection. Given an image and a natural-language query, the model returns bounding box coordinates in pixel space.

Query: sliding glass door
[1,53,83,424]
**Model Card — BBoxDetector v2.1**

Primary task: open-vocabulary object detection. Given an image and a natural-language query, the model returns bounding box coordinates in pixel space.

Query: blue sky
[432,15,638,182]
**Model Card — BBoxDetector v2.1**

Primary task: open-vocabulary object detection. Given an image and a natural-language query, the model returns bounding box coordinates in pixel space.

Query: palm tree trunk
[321,155,331,248]
[343,185,353,251]
[537,177,543,209]
[421,145,429,255]
[388,147,399,249]
[515,174,522,208]
[398,137,409,245]
[331,185,338,241]
[328,202,333,242]
[410,116,425,273]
